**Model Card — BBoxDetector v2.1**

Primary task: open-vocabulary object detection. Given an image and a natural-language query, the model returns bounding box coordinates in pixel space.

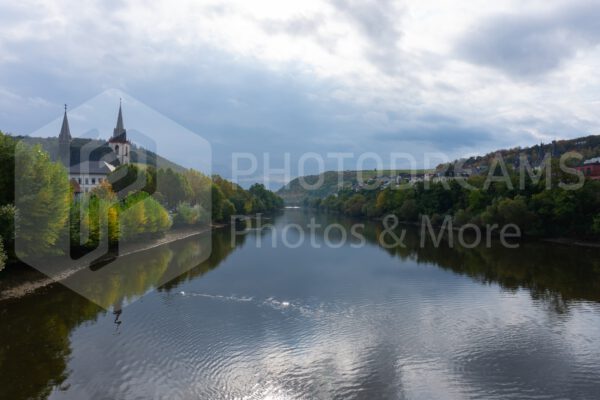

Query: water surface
[1,210,600,399]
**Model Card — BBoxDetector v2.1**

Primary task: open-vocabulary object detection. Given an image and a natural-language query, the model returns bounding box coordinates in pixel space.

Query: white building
[69,161,116,194]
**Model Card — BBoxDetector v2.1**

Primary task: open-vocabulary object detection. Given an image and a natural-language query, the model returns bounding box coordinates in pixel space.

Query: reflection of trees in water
[291,210,600,309]
[356,217,600,310]
[62,246,174,309]
[0,287,103,400]
[2,214,599,399]
[159,228,246,292]
[0,228,243,400]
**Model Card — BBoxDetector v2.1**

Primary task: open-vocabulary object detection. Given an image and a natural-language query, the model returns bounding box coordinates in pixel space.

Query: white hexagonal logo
[14,89,213,309]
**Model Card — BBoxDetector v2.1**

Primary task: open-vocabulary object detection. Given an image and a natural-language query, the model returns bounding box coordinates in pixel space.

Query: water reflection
[297,210,600,306]
[0,210,599,399]
[0,229,241,400]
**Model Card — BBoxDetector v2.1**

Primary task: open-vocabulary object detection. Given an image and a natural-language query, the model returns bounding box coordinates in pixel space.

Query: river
[1,209,600,399]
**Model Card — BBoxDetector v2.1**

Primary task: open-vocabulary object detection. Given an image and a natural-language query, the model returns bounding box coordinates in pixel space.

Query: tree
[496,196,534,231]
[248,183,283,212]
[71,192,119,247]
[156,168,192,209]
[211,184,225,221]
[108,164,155,198]
[0,204,15,251]
[454,209,472,226]
[0,131,16,205]
[221,199,236,222]
[14,143,70,257]
[398,199,418,221]
[120,193,171,240]
[183,169,212,207]
[344,194,367,216]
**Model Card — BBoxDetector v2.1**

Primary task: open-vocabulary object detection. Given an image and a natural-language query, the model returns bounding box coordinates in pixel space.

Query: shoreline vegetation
[278,135,600,244]
[296,160,600,243]
[300,181,600,244]
[0,130,284,274]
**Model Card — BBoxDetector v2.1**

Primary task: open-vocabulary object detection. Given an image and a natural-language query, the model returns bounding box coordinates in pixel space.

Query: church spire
[59,104,71,166]
[59,104,71,142]
[112,99,127,142]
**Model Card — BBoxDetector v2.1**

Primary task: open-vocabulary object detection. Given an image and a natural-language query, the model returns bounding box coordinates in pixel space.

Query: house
[577,158,600,180]
[58,101,132,193]
[69,161,116,194]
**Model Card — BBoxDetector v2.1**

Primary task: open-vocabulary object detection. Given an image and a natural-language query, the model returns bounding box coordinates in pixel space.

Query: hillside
[278,134,600,205]
[18,136,186,172]
[450,134,600,172]
[277,169,428,205]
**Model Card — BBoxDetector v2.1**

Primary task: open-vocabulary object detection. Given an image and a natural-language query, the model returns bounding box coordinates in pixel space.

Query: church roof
[69,160,116,175]
[111,101,128,143]
[59,106,71,142]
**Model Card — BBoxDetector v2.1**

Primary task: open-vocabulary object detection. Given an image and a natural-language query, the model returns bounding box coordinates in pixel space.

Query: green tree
[221,199,236,222]
[183,169,212,207]
[398,199,419,221]
[344,194,367,216]
[248,183,284,212]
[14,143,70,257]
[0,132,16,205]
[108,164,156,197]
[156,168,192,209]
[211,183,225,221]
[0,204,15,252]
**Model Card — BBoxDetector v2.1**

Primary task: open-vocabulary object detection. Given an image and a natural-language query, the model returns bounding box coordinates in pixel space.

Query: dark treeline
[306,160,600,239]
[0,131,283,270]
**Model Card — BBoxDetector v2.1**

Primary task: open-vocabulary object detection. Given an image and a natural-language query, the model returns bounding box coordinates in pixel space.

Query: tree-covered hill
[277,169,429,205]
[451,134,600,171]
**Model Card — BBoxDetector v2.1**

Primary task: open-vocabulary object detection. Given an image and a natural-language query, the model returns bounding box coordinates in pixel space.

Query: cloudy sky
[1,0,600,186]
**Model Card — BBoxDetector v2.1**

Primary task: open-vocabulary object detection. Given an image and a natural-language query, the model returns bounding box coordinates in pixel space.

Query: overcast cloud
[0,0,599,187]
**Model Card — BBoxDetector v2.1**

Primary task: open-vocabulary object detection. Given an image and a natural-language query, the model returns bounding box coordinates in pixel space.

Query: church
[59,102,132,194]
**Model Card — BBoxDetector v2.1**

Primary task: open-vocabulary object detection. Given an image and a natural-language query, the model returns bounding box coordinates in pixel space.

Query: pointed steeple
[112,99,127,142]
[59,104,71,167]
[59,104,71,142]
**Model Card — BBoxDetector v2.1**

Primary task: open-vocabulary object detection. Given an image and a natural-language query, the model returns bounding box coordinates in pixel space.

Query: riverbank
[0,224,224,302]
[542,238,600,249]
[302,207,600,248]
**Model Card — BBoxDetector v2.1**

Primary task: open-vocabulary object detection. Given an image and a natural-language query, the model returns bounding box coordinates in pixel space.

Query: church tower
[58,104,71,167]
[108,100,130,165]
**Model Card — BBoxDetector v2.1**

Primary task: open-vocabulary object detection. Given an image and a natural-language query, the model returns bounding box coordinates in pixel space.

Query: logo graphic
[14,89,212,309]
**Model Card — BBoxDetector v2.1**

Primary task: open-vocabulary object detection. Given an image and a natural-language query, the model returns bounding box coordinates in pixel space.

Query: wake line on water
[178,291,316,314]
[179,291,254,303]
